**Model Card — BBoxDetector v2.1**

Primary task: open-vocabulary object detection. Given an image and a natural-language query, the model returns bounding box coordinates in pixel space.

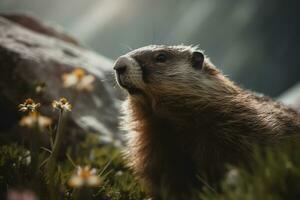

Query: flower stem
[46,109,67,200]
[51,110,64,160]
[30,113,40,174]
[46,109,65,179]
[74,188,93,200]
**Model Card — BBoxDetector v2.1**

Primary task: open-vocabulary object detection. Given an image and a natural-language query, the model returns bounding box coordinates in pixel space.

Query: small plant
[18,98,51,172]
[46,97,72,187]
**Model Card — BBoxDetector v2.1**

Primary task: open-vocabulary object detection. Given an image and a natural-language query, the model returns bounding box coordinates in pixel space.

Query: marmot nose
[114,64,127,75]
[113,56,130,75]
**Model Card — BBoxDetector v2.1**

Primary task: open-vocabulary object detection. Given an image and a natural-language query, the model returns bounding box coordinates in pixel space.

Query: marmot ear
[191,51,204,70]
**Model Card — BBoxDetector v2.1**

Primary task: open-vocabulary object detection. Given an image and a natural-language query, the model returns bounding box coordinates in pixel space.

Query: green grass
[202,141,300,200]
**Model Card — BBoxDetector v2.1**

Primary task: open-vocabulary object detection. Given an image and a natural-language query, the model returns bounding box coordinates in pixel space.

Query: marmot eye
[155,53,167,63]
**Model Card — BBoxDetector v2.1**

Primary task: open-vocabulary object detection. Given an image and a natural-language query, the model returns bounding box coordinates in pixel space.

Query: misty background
[1,0,299,97]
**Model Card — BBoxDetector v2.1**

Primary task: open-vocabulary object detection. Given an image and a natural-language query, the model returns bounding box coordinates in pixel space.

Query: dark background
[1,0,299,97]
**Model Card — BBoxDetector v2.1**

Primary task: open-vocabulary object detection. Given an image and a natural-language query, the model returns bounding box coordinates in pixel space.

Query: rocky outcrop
[0,14,122,143]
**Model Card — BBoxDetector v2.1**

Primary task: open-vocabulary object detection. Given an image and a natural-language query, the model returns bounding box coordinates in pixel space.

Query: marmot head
[114,45,236,102]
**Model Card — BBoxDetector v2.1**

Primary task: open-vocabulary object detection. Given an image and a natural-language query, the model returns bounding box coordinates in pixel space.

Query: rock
[0,13,80,46]
[0,14,122,144]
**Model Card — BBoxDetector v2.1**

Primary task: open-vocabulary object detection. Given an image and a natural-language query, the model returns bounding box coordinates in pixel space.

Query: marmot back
[113,45,300,200]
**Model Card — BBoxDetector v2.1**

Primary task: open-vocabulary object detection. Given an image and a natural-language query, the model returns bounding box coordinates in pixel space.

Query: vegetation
[202,142,300,200]
[0,137,146,200]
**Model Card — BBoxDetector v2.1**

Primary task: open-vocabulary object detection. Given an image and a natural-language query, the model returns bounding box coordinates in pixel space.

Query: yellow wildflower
[19,112,52,130]
[52,98,72,112]
[18,98,40,112]
[68,166,101,188]
[62,68,95,91]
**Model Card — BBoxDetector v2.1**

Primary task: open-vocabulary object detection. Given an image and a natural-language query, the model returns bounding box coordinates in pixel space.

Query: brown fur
[114,45,300,199]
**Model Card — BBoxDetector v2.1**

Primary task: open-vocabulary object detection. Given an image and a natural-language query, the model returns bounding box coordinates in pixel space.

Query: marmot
[113,45,300,199]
